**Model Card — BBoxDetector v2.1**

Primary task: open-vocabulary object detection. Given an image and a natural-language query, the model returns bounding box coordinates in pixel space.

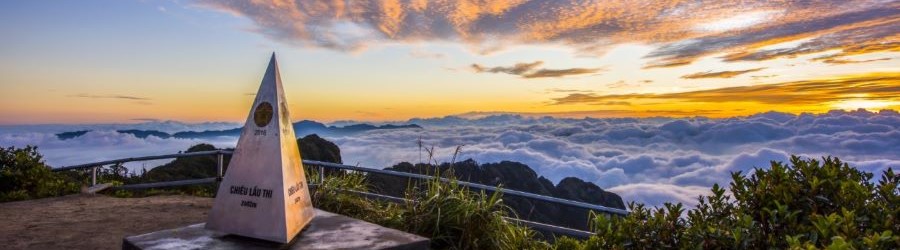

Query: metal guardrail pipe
[114,177,219,190]
[216,152,224,178]
[53,150,627,239]
[53,150,232,172]
[301,160,630,216]
[91,166,97,186]
[310,184,595,239]
[310,185,409,204]
[505,217,594,239]
[54,150,629,216]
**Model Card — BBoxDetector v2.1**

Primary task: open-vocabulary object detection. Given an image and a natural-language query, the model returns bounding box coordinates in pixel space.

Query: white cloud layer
[332,109,900,207]
[0,121,238,172]
[1,110,898,207]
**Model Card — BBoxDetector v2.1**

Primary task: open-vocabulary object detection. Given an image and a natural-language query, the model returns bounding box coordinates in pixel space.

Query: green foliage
[309,168,548,250]
[401,173,545,249]
[369,160,625,231]
[309,168,405,228]
[0,146,80,202]
[558,156,899,250]
[310,155,899,250]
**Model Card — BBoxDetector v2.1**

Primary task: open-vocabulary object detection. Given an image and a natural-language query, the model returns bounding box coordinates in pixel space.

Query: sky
[1,0,898,124]
[0,0,898,208]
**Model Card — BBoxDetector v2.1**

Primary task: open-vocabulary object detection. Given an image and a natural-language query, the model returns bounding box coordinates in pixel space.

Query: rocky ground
[0,194,212,250]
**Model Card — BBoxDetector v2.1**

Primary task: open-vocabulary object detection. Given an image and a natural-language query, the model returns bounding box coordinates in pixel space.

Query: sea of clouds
[335,109,900,207]
[1,110,898,207]
[0,121,241,172]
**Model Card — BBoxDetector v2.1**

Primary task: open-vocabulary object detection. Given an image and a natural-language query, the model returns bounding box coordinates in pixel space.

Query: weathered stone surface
[206,53,315,243]
[124,209,430,250]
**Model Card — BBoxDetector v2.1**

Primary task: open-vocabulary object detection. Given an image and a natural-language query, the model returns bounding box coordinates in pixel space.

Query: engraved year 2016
[254,129,267,136]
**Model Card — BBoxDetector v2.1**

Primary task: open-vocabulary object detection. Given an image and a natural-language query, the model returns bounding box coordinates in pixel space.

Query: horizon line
[1,108,897,126]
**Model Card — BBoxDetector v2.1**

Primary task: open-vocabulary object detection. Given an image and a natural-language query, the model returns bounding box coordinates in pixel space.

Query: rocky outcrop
[367,159,625,231]
[297,134,342,164]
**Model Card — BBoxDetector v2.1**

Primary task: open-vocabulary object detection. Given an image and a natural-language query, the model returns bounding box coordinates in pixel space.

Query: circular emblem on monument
[253,102,274,127]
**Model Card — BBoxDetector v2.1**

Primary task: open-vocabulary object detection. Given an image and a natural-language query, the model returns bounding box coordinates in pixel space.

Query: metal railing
[53,150,629,239]
[53,150,230,187]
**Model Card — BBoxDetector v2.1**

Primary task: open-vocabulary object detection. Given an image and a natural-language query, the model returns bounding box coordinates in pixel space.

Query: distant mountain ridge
[54,120,422,140]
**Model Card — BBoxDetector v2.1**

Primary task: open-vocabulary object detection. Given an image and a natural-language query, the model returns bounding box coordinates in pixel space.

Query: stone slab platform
[123,209,429,250]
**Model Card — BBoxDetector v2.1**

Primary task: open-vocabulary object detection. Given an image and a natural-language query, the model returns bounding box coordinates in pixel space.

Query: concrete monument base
[122,209,429,250]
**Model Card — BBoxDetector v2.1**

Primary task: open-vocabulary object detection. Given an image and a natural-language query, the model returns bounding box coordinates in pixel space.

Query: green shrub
[310,169,405,228]
[0,146,80,202]
[401,174,544,249]
[309,168,548,250]
[313,156,897,249]
[563,156,899,249]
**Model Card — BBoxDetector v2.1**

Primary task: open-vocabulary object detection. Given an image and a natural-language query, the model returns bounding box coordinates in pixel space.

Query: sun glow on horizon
[0,1,898,124]
[831,99,900,111]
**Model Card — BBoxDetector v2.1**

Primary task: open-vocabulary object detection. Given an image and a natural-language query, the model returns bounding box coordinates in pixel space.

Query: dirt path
[0,194,213,250]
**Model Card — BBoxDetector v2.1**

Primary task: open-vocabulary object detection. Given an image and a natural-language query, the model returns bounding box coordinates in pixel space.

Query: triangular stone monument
[206,53,315,243]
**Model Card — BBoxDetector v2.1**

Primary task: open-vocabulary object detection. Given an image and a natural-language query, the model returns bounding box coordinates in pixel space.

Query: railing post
[216,152,224,179]
[318,165,324,184]
[91,166,97,186]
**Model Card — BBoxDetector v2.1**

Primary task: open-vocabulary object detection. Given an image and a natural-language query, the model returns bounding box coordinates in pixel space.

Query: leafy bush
[312,156,898,250]
[309,168,405,228]
[401,173,544,249]
[309,167,546,249]
[564,156,898,249]
[0,146,80,202]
